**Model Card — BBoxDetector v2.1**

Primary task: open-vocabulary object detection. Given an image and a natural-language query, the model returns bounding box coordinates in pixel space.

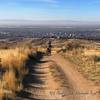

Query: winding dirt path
[15,54,100,100]
[50,54,100,100]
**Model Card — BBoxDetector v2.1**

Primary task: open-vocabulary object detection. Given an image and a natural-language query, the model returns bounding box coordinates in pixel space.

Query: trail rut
[11,54,100,100]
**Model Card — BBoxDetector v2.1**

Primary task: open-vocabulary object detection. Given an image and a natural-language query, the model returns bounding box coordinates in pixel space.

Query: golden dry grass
[84,49,100,56]
[3,70,18,91]
[62,39,100,85]
[0,81,4,100]
[0,47,30,69]
[0,47,31,99]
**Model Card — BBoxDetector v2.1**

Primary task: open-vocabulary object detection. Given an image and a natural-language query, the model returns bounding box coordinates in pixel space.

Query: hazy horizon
[0,20,100,26]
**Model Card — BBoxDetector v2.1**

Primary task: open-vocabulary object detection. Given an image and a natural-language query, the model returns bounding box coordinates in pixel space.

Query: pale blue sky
[0,0,100,21]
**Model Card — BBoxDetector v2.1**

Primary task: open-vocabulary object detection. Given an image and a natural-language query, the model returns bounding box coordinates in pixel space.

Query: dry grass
[0,47,31,99]
[0,48,30,69]
[0,81,4,100]
[3,70,18,91]
[84,49,100,56]
[62,39,100,85]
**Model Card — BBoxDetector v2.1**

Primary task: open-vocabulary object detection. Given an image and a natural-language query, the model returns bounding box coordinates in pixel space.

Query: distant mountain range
[0,20,100,26]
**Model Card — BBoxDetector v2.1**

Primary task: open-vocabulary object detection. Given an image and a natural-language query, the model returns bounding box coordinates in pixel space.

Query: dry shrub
[92,55,100,62]
[66,40,83,50]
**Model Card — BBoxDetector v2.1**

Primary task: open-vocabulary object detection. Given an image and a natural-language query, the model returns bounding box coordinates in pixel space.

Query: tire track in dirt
[51,54,100,100]
[15,56,77,100]
[14,54,100,100]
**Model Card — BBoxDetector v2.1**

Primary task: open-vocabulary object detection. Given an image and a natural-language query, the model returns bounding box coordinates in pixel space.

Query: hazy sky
[0,0,100,21]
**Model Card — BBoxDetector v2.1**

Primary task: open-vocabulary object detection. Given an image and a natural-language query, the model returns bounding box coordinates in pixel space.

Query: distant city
[0,26,100,40]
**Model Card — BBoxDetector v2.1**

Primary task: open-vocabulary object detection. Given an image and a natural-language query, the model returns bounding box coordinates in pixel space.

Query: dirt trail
[51,54,100,100]
[15,54,100,100]
[16,55,71,100]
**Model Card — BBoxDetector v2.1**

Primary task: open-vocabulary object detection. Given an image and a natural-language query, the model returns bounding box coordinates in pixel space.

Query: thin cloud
[90,0,100,4]
[37,0,60,8]
[1,0,59,4]
[37,0,58,4]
